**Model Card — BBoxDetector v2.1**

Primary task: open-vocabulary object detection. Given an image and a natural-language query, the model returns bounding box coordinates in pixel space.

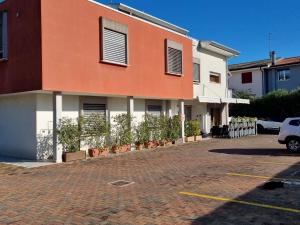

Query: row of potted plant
[57,114,200,162]
[134,114,182,150]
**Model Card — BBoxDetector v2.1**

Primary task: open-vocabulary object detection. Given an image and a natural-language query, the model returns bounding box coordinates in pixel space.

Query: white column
[53,92,63,163]
[166,100,172,118]
[179,100,185,143]
[162,100,167,116]
[127,96,134,150]
[221,103,229,125]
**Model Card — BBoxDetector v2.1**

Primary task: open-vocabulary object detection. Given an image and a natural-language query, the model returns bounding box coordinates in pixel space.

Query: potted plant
[135,121,149,150]
[168,115,181,144]
[158,115,168,146]
[185,120,195,142]
[143,114,157,149]
[111,114,133,154]
[83,114,110,157]
[57,117,86,162]
[190,120,202,141]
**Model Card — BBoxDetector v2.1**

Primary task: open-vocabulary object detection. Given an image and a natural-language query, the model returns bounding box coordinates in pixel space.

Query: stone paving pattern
[0,135,299,225]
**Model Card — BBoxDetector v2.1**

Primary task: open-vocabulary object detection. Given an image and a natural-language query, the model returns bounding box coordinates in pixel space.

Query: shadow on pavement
[209,148,300,157]
[189,161,300,225]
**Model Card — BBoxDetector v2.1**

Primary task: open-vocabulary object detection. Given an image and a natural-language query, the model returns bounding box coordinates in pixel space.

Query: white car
[257,119,282,133]
[278,117,300,152]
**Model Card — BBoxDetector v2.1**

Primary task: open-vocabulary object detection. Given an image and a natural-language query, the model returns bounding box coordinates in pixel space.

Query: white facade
[189,40,237,134]
[0,94,37,159]
[0,92,182,160]
[229,68,264,97]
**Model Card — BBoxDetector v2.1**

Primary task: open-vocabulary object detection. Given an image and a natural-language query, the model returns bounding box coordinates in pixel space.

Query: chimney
[270,51,276,65]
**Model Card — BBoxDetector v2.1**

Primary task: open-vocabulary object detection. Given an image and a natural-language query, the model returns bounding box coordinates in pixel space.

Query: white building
[186,40,249,134]
[228,59,272,97]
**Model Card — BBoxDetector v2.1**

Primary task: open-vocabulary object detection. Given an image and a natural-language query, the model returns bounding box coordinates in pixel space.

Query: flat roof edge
[110,3,189,35]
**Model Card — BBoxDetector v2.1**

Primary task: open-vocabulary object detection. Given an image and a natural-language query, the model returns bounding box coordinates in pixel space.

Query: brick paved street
[0,135,299,225]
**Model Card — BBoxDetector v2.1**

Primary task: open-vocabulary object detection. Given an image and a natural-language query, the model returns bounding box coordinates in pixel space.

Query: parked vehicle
[257,118,282,133]
[278,118,300,152]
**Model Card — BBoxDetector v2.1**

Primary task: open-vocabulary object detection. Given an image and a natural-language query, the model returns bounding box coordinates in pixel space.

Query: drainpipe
[260,66,264,96]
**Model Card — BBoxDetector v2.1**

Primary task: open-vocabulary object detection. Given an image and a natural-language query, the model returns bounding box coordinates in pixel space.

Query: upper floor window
[166,40,183,75]
[278,69,290,81]
[0,11,8,60]
[210,72,221,83]
[242,72,252,84]
[193,58,200,83]
[101,17,128,66]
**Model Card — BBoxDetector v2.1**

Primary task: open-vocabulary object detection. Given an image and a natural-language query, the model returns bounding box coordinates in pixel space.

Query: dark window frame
[241,72,253,84]
[165,39,183,76]
[0,10,8,60]
[209,72,221,83]
[193,63,200,83]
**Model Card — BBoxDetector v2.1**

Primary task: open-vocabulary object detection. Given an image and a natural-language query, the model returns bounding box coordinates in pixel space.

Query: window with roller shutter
[83,103,106,118]
[0,11,8,59]
[101,18,128,66]
[166,40,183,75]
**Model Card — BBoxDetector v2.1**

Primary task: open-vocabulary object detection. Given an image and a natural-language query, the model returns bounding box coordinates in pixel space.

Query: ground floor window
[83,103,106,118]
[184,105,192,121]
[147,105,162,117]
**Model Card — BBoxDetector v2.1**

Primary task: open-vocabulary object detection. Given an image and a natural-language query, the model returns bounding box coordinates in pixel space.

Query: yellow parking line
[227,172,300,182]
[179,192,300,214]
[257,161,300,166]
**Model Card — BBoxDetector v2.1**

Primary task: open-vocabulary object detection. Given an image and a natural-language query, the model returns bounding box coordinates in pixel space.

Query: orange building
[0,0,242,162]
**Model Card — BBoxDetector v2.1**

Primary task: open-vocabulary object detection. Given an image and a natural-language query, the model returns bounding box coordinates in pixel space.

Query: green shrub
[167,116,181,141]
[111,114,133,147]
[135,120,151,145]
[230,89,300,120]
[57,117,82,152]
[185,120,201,137]
[82,114,109,149]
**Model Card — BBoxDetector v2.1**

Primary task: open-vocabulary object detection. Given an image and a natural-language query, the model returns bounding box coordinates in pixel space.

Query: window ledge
[100,59,129,67]
[0,58,8,62]
[166,72,183,77]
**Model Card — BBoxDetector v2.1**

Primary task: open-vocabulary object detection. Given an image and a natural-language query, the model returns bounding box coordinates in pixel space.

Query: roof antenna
[268,32,272,52]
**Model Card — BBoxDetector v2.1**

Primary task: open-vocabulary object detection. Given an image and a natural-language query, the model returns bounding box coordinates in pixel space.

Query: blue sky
[98,0,300,64]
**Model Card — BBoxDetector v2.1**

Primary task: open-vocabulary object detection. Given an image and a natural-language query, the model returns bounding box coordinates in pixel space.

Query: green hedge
[230,89,300,120]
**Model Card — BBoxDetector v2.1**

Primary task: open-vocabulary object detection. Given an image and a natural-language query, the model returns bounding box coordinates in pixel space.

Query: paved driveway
[0,135,299,225]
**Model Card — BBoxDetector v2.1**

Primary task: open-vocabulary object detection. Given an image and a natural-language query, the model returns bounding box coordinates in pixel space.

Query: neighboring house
[229,51,300,97]
[264,57,300,93]
[0,0,247,162]
[185,40,247,134]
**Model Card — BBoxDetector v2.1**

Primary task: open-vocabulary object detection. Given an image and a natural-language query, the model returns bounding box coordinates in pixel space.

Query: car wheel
[286,139,300,153]
[257,124,264,134]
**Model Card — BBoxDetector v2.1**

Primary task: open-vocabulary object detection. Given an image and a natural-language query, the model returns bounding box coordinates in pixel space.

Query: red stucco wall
[0,0,42,94]
[41,0,193,99]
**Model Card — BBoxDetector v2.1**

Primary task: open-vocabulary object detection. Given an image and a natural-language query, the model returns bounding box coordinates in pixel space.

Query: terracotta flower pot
[135,143,143,150]
[112,145,130,154]
[99,148,110,157]
[159,141,165,147]
[88,148,100,157]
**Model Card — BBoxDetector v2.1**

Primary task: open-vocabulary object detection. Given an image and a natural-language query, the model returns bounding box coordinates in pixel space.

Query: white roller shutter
[103,28,127,65]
